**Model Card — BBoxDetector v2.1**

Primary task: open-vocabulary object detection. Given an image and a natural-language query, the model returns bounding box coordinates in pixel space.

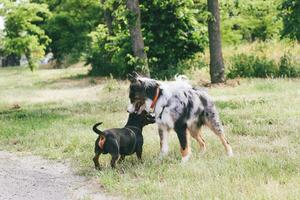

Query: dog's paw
[181,154,191,163]
[158,152,168,160]
[199,148,206,156]
[227,147,234,157]
[95,166,102,171]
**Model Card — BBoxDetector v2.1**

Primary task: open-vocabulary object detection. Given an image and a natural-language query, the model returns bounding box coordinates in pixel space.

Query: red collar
[150,87,160,109]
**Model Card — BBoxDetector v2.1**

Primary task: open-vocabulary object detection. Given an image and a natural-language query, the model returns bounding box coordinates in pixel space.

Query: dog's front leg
[174,123,191,163]
[158,126,169,158]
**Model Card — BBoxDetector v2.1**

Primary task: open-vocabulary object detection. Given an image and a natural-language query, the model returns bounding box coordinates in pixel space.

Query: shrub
[227,52,300,79]
[86,25,133,78]
[278,53,300,77]
[227,54,278,78]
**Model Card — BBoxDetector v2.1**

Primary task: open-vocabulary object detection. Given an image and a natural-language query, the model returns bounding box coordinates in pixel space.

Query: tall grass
[187,40,300,81]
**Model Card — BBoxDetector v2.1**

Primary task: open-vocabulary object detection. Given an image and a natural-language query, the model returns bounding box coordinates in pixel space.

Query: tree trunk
[207,0,225,83]
[100,0,113,35]
[126,0,150,77]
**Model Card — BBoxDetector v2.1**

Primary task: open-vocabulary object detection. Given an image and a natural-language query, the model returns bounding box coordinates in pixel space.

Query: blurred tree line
[0,0,299,79]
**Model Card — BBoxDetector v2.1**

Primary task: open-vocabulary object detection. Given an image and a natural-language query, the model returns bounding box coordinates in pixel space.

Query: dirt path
[0,151,119,200]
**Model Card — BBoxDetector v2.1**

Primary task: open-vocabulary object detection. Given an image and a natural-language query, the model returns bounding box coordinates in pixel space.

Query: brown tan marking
[190,132,206,153]
[218,134,232,155]
[98,136,106,149]
[206,122,233,156]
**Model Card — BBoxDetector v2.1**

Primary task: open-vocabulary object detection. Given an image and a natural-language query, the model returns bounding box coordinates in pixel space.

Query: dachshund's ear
[128,71,139,82]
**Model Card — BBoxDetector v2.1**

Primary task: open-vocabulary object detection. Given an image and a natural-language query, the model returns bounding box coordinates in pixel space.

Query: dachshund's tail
[92,122,105,136]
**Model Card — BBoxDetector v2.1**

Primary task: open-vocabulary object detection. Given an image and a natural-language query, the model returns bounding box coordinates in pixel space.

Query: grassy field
[0,66,299,200]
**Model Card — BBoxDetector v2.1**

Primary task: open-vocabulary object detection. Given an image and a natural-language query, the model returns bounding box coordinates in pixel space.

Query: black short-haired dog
[92,111,155,170]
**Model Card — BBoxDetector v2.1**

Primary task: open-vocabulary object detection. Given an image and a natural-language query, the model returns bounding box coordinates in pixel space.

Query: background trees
[1,1,51,70]
[220,0,283,44]
[0,0,299,80]
[87,0,207,78]
[280,0,300,41]
[33,0,102,67]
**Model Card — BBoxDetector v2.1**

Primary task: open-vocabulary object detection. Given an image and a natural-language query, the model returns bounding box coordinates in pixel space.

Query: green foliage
[227,52,300,78]
[88,0,208,78]
[279,52,300,77]
[220,0,283,44]
[279,0,300,41]
[86,24,132,77]
[1,1,51,70]
[227,54,278,78]
[36,0,102,64]
[141,0,208,78]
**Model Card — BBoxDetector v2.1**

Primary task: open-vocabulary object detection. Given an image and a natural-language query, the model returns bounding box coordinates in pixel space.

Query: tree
[88,0,207,78]
[126,0,150,77]
[100,0,114,35]
[34,0,102,67]
[280,0,300,41]
[220,0,283,44]
[1,1,51,70]
[207,0,225,83]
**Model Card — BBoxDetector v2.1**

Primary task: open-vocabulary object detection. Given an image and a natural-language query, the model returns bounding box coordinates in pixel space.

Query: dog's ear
[128,71,139,82]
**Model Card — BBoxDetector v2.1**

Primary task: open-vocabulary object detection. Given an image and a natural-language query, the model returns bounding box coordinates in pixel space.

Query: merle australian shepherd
[127,72,233,162]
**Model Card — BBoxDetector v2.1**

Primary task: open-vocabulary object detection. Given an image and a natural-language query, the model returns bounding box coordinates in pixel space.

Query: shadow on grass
[33,73,100,89]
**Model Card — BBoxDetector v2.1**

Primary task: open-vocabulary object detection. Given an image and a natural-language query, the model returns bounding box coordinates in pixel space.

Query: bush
[86,25,133,78]
[227,52,300,79]
[227,54,278,78]
[278,53,300,77]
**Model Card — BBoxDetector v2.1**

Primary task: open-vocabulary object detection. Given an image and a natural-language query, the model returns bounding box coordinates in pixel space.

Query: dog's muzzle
[127,103,135,113]
[127,102,145,114]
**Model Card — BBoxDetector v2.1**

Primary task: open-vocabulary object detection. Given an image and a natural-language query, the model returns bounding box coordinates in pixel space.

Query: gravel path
[0,151,118,200]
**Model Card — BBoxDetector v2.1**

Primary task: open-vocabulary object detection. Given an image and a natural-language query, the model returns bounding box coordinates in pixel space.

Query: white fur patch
[127,103,135,113]
[227,146,234,157]
[181,153,191,163]
[158,126,169,158]
[145,98,153,112]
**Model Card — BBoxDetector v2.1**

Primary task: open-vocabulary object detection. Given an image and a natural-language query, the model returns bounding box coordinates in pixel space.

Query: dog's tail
[92,122,105,136]
[174,74,189,82]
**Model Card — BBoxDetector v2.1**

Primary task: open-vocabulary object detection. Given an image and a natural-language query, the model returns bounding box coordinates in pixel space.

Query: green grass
[1,66,299,199]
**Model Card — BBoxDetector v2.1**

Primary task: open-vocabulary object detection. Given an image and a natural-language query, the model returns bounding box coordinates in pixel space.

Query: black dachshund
[92,111,155,170]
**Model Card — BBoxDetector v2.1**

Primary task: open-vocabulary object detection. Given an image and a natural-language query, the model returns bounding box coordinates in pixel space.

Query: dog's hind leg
[136,146,143,160]
[158,126,170,158]
[93,152,101,170]
[189,127,206,155]
[205,106,233,157]
[119,155,126,163]
[110,154,120,168]
[175,123,191,163]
